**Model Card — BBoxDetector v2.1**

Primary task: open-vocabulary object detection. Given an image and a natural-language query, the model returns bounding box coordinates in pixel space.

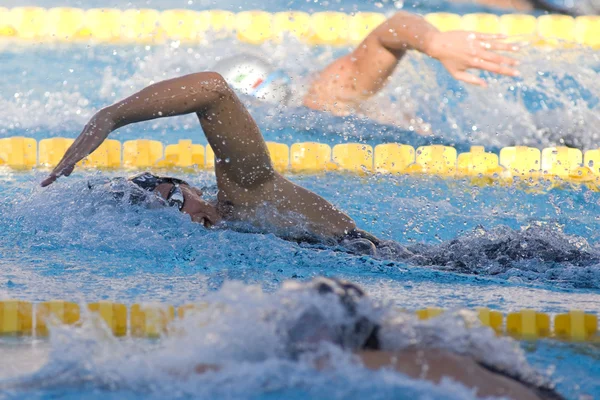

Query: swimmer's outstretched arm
[42,72,273,188]
[304,11,520,111]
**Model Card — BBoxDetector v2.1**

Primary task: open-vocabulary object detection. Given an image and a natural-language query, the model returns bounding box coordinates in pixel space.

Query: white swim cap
[212,54,291,105]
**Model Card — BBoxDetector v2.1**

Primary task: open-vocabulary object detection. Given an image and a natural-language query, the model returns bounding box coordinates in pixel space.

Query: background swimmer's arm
[42,72,274,188]
[304,11,520,110]
[357,349,542,400]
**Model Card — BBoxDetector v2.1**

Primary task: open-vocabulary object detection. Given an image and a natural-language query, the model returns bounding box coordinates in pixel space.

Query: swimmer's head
[89,172,221,227]
[573,0,600,14]
[212,54,291,105]
[282,277,380,354]
[528,0,598,15]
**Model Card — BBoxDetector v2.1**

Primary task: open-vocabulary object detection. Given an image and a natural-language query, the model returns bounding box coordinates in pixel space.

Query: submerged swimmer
[455,0,585,14]
[41,71,387,250]
[466,0,599,14]
[212,11,521,132]
[0,277,565,399]
[187,277,563,400]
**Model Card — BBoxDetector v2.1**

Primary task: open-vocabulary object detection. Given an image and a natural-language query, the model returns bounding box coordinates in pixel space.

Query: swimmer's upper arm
[189,74,275,189]
[102,72,275,188]
[107,72,274,187]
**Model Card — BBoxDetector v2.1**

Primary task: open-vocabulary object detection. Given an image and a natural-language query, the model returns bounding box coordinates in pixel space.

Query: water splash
[0,37,598,149]
[0,281,553,399]
[1,174,599,291]
[403,222,600,288]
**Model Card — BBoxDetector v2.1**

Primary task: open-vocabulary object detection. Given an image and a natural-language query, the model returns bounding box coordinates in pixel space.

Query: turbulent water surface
[0,0,599,399]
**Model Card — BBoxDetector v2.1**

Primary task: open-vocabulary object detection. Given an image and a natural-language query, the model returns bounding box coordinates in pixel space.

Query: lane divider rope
[0,300,597,341]
[0,8,598,48]
[1,137,600,189]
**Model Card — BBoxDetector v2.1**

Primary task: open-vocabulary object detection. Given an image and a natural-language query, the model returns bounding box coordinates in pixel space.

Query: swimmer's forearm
[102,71,272,186]
[372,12,439,57]
[61,112,118,166]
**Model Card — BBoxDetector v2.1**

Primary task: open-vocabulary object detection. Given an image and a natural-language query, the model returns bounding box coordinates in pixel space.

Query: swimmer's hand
[426,31,520,87]
[41,163,75,187]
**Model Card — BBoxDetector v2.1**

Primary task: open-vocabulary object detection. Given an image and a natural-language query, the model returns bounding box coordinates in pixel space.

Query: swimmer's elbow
[179,71,239,113]
[192,71,235,98]
[200,71,227,86]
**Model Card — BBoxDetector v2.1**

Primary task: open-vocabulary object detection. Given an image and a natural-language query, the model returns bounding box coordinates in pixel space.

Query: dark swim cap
[88,172,190,209]
[283,277,380,354]
[528,0,600,15]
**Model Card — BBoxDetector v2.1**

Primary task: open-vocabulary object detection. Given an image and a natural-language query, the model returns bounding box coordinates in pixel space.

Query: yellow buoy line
[1,137,600,188]
[0,7,598,47]
[0,300,597,341]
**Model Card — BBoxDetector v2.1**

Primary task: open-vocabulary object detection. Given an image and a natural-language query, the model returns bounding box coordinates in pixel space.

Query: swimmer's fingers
[40,174,57,187]
[41,163,75,187]
[475,33,506,41]
[452,71,487,87]
[471,58,520,77]
[484,40,520,53]
[480,50,519,67]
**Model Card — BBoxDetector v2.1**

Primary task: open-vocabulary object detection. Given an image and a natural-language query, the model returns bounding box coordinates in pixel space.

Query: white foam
[0,281,550,399]
[0,39,598,148]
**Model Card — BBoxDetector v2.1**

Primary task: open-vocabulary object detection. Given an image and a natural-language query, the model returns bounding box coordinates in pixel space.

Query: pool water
[1,0,600,399]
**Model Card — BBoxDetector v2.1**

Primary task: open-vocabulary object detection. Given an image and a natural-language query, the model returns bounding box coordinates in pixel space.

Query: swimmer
[0,277,565,399]
[463,0,597,14]
[41,72,386,249]
[454,0,577,14]
[213,11,522,131]
[188,277,564,400]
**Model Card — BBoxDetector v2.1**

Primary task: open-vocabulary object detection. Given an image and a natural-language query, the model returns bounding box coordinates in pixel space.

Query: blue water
[1,0,600,399]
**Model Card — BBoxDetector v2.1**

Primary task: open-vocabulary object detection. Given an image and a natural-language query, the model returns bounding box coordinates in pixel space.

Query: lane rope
[0,8,598,48]
[2,137,600,189]
[0,300,597,341]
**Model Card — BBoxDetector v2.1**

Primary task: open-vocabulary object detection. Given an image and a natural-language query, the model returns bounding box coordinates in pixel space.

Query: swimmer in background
[213,11,522,134]
[186,277,563,400]
[454,0,575,14]
[462,0,598,14]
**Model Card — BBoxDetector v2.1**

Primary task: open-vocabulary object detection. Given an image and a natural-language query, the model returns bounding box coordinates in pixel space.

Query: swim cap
[282,277,380,354]
[87,172,190,210]
[528,0,599,15]
[212,54,291,105]
[573,0,600,14]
